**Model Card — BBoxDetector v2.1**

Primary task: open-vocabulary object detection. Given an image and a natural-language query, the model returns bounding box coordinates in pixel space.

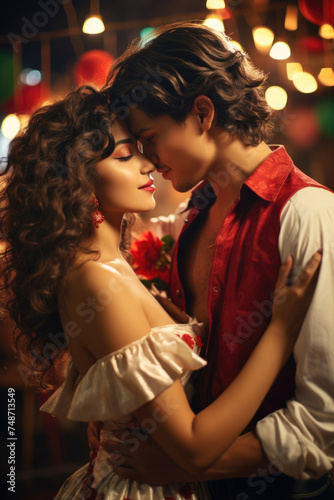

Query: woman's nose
[140,155,156,174]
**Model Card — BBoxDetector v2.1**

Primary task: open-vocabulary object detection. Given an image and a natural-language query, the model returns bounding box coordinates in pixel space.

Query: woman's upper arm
[132,379,204,473]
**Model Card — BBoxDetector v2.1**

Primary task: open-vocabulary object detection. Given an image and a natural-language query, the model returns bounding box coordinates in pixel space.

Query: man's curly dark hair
[105,21,274,146]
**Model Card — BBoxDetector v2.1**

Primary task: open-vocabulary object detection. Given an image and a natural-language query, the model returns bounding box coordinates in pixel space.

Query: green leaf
[161,234,175,251]
[140,277,169,291]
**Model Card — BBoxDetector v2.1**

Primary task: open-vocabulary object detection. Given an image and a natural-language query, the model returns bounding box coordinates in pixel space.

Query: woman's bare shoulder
[62,259,125,298]
[60,259,152,358]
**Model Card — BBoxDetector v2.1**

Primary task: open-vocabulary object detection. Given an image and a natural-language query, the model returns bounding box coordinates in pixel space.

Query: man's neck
[208,135,273,207]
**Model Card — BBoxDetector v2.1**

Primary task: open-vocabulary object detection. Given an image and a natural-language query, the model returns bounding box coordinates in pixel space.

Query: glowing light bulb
[319,24,334,39]
[318,68,334,86]
[83,16,105,34]
[203,15,224,32]
[265,86,288,110]
[1,114,21,139]
[293,72,318,93]
[206,0,225,8]
[252,27,274,53]
[270,41,291,60]
[287,62,303,81]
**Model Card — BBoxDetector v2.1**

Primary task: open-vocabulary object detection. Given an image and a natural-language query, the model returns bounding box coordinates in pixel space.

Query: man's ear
[192,95,215,131]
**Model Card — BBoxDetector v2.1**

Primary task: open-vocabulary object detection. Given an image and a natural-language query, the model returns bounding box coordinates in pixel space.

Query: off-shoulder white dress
[40,322,212,500]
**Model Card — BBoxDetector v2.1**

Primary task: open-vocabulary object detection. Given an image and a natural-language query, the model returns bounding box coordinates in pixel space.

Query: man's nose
[143,144,159,165]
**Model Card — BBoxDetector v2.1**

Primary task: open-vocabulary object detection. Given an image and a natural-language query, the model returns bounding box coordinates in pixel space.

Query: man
[93,22,334,498]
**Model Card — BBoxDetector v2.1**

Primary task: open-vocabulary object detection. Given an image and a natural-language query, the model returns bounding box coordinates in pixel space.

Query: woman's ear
[192,95,215,131]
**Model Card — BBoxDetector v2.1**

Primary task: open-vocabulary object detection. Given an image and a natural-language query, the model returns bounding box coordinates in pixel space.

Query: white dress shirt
[255,186,334,479]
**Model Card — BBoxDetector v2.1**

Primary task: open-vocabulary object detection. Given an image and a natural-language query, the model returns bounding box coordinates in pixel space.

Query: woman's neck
[90,213,125,262]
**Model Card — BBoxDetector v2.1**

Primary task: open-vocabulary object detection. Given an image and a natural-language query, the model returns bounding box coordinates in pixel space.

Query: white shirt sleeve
[255,186,334,479]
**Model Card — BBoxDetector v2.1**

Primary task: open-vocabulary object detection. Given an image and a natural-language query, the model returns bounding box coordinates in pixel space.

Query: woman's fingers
[290,250,322,292]
[272,250,322,336]
[275,255,293,290]
[275,250,322,293]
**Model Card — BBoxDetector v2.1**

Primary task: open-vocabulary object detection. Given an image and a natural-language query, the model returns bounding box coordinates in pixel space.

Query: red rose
[130,231,170,282]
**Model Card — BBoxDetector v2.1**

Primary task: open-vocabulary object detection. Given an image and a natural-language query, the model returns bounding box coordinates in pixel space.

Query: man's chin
[172,180,200,193]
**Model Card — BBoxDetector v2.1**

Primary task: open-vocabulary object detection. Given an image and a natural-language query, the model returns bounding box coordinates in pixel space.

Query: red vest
[170,146,330,425]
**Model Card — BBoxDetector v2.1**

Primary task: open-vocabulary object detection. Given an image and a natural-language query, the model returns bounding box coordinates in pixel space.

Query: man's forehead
[128,109,157,136]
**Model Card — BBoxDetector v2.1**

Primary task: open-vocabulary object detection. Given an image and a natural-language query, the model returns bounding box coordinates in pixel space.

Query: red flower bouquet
[130,231,175,291]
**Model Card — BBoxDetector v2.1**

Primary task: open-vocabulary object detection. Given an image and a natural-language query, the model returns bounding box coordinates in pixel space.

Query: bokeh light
[315,97,334,136]
[284,108,320,149]
[265,86,288,110]
[206,0,225,8]
[1,114,21,139]
[230,40,243,51]
[252,27,274,53]
[293,72,318,93]
[285,5,298,31]
[82,16,105,34]
[318,68,334,86]
[287,62,303,80]
[20,69,42,86]
[319,24,334,39]
[203,15,224,32]
[140,27,155,38]
[270,41,291,60]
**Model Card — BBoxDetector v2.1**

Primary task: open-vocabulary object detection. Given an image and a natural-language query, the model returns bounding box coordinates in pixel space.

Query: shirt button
[176,289,183,298]
[213,286,220,293]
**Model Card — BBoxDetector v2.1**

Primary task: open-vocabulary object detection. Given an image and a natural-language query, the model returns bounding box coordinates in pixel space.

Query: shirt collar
[181,145,294,213]
[243,145,294,202]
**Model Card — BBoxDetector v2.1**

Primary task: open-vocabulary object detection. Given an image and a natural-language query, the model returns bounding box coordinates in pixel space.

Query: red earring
[91,196,105,228]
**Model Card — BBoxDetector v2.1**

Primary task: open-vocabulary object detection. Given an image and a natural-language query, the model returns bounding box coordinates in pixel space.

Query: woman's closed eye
[113,145,133,162]
[114,155,133,162]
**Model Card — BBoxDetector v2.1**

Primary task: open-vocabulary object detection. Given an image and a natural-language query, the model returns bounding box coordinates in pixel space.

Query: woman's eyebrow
[114,138,134,146]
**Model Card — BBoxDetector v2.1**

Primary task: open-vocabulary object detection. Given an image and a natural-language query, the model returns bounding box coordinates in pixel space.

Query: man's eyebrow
[133,127,152,138]
[114,138,134,146]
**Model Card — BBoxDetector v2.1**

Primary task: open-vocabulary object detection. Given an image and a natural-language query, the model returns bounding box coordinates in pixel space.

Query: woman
[0,86,321,500]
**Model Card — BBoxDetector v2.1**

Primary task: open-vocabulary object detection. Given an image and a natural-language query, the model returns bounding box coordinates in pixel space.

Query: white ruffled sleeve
[40,324,206,422]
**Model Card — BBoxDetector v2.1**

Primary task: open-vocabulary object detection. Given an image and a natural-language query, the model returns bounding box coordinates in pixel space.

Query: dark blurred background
[0,0,333,498]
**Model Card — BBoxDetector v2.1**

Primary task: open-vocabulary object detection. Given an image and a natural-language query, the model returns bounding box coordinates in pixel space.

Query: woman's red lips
[139,179,154,189]
[139,179,156,192]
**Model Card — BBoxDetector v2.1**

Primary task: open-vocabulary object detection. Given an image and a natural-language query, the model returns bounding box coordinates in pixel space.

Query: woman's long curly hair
[0,86,126,391]
[105,21,274,146]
